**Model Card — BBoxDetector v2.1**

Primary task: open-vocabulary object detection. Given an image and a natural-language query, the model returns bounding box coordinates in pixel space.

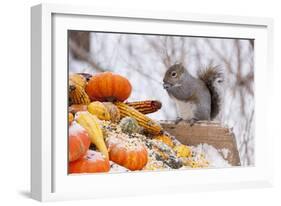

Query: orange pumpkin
[85,72,132,102]
[69,150,110,173]
[69,122,91,162]
[107,137,148,171]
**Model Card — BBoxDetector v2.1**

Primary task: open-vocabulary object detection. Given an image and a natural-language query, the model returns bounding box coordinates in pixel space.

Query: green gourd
[119,117,140,134]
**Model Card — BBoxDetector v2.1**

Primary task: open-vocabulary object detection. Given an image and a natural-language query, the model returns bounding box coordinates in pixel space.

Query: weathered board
[160,120,241,166]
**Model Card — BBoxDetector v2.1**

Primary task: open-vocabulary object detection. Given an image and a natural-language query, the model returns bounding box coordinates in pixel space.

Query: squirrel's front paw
[175,117,183,124]
[187,118,198,126]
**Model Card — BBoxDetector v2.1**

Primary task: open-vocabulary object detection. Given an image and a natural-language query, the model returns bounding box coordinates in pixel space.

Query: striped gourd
[102,102,121,123]
[126,100,162,114]
[76,112,109,159]
[114,102,163,135]
[69,74,90,105]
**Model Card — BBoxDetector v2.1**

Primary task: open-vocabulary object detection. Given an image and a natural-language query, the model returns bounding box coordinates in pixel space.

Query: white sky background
[69,32,254,166]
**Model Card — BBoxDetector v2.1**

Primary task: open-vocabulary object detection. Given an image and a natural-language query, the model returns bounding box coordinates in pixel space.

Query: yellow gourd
[68,113,74,124]
[87,101,111,121]
[76,112,109,159]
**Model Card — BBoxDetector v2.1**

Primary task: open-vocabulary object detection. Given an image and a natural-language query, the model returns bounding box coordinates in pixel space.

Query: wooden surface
[160,120,241,166]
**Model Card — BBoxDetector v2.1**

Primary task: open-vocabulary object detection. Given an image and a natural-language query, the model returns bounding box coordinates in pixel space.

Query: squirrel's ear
[175,62,183,67]
[169,63,185,72]
[173,62,182,68]
[178,63,185,72]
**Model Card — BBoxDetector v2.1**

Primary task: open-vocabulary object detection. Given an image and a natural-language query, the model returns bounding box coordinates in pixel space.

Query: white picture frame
[31,3,274,202]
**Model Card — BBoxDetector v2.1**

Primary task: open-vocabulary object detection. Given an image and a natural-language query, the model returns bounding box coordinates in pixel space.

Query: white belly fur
[172,97,196,120]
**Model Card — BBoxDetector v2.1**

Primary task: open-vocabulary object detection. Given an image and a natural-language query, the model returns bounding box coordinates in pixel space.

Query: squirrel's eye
[171,71,177,77]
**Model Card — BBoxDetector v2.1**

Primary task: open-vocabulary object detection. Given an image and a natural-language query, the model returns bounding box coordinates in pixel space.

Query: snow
[86,150,105,161]
[219,148,230,159]
[192,144,231,168]
[109,161,129,173]
[69,121,86,136]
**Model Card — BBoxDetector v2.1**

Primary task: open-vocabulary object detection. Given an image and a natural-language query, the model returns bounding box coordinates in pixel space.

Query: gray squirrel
[163,63,224,125]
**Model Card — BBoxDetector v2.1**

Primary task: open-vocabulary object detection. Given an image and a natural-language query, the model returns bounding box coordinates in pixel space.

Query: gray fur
[197,65,224,119]
[163,63,223,121]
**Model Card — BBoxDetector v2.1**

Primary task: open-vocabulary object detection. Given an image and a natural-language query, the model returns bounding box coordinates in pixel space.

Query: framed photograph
[31,3,274,201]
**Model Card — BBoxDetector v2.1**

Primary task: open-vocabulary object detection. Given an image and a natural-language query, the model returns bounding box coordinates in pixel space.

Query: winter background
[68,31,254,166]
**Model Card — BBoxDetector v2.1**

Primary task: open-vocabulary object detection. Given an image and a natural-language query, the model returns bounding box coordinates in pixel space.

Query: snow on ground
[192,144,231,168]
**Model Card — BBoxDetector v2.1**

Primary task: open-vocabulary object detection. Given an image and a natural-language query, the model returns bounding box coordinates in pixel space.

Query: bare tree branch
[69,39,106,72]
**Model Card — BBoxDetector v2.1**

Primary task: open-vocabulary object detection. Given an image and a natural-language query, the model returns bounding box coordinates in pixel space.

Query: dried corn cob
[69,74,90,105]
[69,73,87,88]
[125,100,162,114]
[77,73,92,81]
[114,102,163,135]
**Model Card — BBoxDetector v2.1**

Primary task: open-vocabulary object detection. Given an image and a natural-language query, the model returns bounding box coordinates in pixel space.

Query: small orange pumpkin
[85,72,132,102]
[69,122,91,162]
[69,150,110,173]
[107,137,148,171]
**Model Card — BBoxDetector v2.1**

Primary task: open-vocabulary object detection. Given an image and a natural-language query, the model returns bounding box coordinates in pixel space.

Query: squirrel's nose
[163,83,171,89]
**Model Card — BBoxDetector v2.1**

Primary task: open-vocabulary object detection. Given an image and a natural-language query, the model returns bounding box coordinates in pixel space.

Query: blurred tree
[69,31,90,60]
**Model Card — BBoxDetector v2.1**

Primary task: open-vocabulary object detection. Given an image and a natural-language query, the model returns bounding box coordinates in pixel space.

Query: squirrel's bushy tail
[198,65,224,119]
